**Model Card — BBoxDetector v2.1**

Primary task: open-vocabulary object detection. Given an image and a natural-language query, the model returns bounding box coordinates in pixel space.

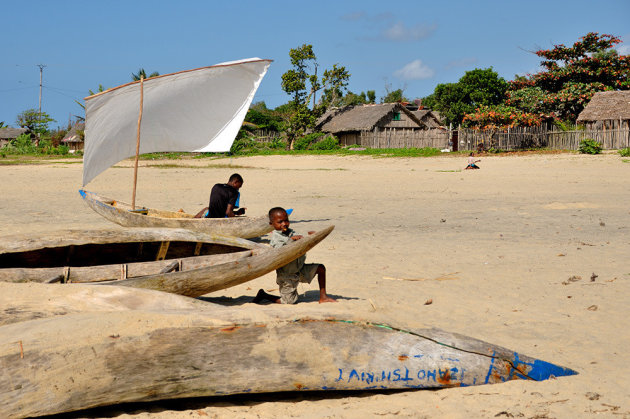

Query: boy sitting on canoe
[253,207,336,305]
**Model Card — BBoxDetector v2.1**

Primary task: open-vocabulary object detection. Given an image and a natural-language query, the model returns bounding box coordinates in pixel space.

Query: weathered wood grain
[0,226,334,297]
[0,284,577,419]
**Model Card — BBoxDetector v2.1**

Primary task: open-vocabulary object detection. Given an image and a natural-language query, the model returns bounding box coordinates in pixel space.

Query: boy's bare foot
[319,295,337,303]
[252,289,265,304]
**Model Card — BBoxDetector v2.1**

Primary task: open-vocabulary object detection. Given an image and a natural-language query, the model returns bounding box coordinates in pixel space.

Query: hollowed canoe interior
[0,241,250,269]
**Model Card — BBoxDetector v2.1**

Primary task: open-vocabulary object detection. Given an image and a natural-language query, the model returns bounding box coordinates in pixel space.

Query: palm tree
[132,68,160,81]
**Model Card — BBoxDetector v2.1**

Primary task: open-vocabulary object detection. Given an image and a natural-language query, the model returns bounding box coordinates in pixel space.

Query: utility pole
[313,63,318,110]
[37,64,46,118]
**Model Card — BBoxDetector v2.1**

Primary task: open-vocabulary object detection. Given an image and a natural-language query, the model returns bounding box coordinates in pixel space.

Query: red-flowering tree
[462,105,553,129]
[464,32,630,127]
[506,32,630,121]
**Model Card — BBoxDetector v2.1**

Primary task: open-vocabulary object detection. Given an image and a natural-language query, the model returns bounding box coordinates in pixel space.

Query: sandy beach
[1,152,629,418]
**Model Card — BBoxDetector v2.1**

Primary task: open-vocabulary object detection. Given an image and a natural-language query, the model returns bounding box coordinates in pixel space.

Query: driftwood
[0,226,334,297]
[0,283,577,419]
[80,189,273,238]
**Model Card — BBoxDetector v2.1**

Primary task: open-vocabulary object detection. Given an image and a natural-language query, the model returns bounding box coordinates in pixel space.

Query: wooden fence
[457,125,630,151]
[252,129,284,143]
[250,124,630,152]
[343,128,449,149]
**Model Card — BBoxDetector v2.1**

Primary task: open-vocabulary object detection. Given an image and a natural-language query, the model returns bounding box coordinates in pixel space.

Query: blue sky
[1,0,629,129]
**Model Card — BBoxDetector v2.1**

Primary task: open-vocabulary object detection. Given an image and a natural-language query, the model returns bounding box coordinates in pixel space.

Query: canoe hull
[0,297,577,419]
[0,226,334,297]
[80,189,273,238]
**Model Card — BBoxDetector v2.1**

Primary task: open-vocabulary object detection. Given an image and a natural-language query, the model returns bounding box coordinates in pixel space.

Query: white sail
[82,58,272,186]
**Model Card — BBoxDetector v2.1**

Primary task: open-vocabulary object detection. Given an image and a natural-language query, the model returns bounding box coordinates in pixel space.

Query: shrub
[310,136,340,150]
[578,138,602,154]
[267,137,288,150]
[619,147,630,157]
[229,137,256,154]
[54,144,70,155]
[293,132,325,150]
[10,134,37,153]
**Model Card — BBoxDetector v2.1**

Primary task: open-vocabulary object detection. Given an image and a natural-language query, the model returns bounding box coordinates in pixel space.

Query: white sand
[1,153,629,418]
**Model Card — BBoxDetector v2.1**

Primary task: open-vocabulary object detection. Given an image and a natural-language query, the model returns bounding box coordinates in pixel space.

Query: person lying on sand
[253,207,336,304]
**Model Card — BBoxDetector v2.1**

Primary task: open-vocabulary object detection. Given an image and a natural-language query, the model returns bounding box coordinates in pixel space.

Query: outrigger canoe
[0,226,333,297]
[80,189,273,239]
[80,59,273,234]
[0,284,577,419]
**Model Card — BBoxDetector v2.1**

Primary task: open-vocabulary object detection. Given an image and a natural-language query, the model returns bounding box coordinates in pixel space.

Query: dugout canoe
[0,284,577,419]
[80,189,273,239]
[0,226,334,297]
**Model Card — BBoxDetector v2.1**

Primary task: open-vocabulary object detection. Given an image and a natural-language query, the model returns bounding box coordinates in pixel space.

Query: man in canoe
[253,207,336,305]
[194,173,246,218]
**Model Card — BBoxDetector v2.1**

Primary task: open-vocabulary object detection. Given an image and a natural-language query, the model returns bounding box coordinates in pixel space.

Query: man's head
[227,173,244,190]
[268,207,289,232]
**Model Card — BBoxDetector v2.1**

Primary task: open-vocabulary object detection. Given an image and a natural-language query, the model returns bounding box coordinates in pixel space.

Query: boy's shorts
[276,263,320,304]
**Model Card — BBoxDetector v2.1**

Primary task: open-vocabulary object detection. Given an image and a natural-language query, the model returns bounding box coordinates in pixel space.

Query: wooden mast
[131,76,144,210]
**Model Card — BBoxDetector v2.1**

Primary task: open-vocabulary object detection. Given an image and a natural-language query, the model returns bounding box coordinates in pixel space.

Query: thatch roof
[61,122,85,143]
[577,91,630,122]
[411,109,442,128]
[0,127,28,140]
[316,103,426,133]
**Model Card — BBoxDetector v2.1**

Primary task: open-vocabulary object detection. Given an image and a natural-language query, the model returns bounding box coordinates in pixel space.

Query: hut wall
[338,128,448,149]
[381,114,423,129]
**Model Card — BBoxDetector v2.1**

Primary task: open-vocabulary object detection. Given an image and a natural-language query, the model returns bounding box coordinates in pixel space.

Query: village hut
[0,127,28,149]
[315,103,447,149]
[411,109,442,128]
[61,122,85,152]
[577,91,630,149]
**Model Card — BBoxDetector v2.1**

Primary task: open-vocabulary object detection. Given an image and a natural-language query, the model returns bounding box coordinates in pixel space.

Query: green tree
[338,90,376,106]
[280,44,350,148]
[319,64,351,107]
[506,32,630,121]
[15,109,55,136]
[132,68,160,81]
[381,88,410,104]
[423,68,508,126]
[245,102,285,132]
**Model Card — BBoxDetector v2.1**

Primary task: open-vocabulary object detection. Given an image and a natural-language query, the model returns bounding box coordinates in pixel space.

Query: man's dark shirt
[206,183,238,218]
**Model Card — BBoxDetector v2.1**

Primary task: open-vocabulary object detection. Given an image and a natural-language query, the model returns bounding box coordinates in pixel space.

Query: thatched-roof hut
[61,122,85,152]
[411,109,442,128]
[577,91,630,127]
[576,91,630,149]
[0,127,28,148]
[315,103,447,148]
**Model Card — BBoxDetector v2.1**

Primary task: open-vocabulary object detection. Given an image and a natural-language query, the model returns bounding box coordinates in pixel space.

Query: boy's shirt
[270,228,306,277]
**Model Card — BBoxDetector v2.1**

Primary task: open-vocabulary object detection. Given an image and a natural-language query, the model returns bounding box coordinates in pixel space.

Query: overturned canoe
[0,284,577,419]
[80,189,274,239]
[0,226,334,297]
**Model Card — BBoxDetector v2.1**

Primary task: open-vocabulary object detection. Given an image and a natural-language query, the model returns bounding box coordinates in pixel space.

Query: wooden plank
[156,241,170,261]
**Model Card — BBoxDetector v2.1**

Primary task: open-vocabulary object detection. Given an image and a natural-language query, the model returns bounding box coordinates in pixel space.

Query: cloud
[616,44,630,55]
[445,57,478,69]
[394,59,434,80]
[340,11,366,21]
[384,22,437,41]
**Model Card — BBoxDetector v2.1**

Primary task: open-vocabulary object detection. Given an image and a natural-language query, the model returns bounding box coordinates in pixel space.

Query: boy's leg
[252,289,280,304]
[316,264,336,303]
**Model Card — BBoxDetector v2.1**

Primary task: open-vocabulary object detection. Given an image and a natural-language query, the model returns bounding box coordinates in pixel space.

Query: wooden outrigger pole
[131,76,144,210]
